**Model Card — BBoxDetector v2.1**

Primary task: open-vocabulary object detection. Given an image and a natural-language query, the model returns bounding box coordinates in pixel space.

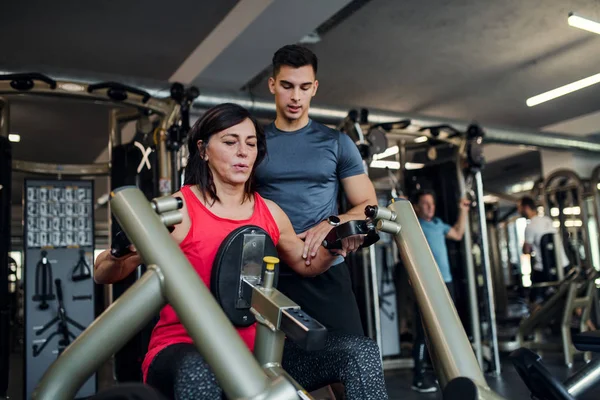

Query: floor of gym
[6,350,598,399]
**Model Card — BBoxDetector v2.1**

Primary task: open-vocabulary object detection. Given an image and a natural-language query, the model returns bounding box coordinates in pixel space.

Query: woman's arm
[265,200,341,277]
[94,192,191,284]
[94,249,143,284]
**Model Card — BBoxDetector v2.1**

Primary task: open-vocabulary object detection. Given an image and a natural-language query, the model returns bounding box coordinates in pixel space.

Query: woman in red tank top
[93,103,345,399]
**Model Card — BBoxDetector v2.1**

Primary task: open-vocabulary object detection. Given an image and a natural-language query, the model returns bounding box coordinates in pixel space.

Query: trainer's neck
[274,113,310,132]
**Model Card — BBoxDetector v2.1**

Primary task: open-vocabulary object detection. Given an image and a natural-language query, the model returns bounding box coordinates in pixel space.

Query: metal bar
[475,171,502,376]
[0,80,172,116]
[254,323,286,368]
[362,251,374,339]
[109,109,121,147]
[369,246,383,356]
[3,68,600,153]
[565,358,600,397]
[455,157,483,368]
[0,97,11,398]
[263,366,316,399]
[488,223,508,317]
[386,199,489,389]
[12,160,109,176]
[0,97,8,138]
[554,232,565,281]
[32,268,165,400]
[109,186,271,399]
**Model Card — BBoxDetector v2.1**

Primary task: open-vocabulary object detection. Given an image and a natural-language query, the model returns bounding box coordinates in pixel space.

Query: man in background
[411,190,469,393]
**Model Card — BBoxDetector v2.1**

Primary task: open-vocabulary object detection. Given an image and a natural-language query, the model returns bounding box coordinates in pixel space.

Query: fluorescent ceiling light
[373,146,399,160]
[8,133,20,142]
[369,160,425,170]
[568,13,600,35]
[370,160,400,169]
[405,162,425,170]
[414,136,428,143]
[526,72,600,107]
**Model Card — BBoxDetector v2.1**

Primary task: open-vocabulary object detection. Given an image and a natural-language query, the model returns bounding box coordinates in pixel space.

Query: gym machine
[0,98,12,398]
[0,73,180,393]
[32,186,507,400]
[511,330,600,399]
[381,121,500,373]
[33,186,328,400]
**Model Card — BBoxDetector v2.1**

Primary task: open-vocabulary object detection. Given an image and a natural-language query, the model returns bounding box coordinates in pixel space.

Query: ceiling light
[405,162,425,170]
[526,72,600,106]
[8,133,20,142]
[568,13,600,35]
[414,136,428,143]
[370,160,400,169]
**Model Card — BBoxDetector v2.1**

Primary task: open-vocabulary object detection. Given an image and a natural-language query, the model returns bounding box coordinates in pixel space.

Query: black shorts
[277,261,364,336]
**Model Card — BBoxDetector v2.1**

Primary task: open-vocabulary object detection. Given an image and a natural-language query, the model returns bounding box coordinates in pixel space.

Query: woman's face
[201,118,258,186]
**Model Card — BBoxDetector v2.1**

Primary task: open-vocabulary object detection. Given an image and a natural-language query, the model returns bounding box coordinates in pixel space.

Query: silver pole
[362,251,374,339]
[475,171,502,376]
[369,246,383,355]
[455,158,483,368]
[565,358,600,397]
[385,199,489,389]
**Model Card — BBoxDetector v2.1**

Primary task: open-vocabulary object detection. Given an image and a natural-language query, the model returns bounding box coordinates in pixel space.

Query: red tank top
[141,185,280,381]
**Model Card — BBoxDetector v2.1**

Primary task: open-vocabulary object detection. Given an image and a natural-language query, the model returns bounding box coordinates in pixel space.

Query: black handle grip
[322,220,380,250]
[111,231,132,258]
[55,279,63,301]
[88,81,151,103]
[0,72,57,90]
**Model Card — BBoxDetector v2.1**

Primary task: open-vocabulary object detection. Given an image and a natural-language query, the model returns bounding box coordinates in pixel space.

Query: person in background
[411,189,469,393]
[518,196,570,305]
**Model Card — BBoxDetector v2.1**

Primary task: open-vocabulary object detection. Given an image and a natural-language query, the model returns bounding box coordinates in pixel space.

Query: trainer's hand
[297,221,334,264]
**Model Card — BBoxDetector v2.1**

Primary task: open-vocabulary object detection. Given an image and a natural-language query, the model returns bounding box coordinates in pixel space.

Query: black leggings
[146,333,388,400]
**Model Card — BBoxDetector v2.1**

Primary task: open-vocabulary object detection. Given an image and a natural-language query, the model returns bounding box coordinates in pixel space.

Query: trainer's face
[269,65,318,121]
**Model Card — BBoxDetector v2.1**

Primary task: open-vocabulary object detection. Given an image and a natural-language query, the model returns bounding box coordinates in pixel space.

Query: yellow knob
[263,256,279,271]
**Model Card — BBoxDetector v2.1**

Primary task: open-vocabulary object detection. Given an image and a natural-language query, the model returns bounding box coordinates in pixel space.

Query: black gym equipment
[211,225,328,352]
[322,218,380,250]
[32,251,56,310]
[32,279,86,358]
[511,329,600,400]
[168,82,199,186]
[71,249,92,282]
[211,226,279,327]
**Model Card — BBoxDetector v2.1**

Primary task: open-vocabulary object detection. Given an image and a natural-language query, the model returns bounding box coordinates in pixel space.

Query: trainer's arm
[266,200,341,277]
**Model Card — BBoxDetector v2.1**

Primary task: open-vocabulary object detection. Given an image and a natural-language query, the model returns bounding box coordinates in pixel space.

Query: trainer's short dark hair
[272,44,318,77]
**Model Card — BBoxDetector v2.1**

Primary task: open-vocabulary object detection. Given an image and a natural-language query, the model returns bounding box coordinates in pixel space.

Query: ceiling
[3,0,600,243]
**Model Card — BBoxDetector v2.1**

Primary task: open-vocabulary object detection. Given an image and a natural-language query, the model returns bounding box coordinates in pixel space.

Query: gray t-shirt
[255,119,365,233]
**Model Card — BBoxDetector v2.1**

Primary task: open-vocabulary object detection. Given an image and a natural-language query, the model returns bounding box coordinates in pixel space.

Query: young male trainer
[255,44,378,337]
[254,45,388,399]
